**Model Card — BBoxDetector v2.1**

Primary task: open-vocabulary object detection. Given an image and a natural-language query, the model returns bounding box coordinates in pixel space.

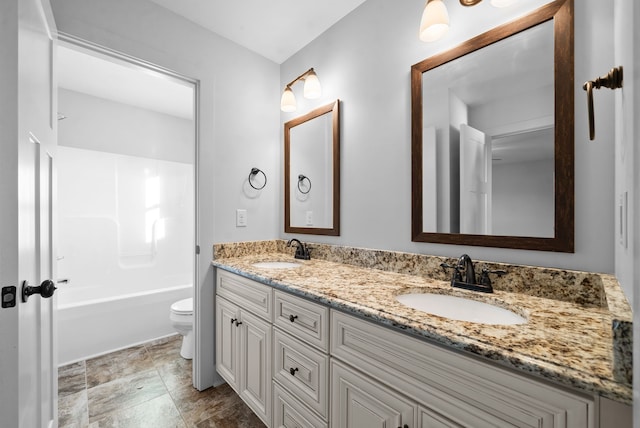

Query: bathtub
[57,283,192,366]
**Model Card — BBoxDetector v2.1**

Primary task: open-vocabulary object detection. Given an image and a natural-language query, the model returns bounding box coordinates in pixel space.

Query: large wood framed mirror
[285,100,340,236]
[411,0,574,252]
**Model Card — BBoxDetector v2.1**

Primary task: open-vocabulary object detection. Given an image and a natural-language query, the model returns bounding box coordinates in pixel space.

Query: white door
[459,124,492,235]
[0,0,57,427]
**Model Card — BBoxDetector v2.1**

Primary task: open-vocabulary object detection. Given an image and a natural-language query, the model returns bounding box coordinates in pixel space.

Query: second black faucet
[440,254,506,293]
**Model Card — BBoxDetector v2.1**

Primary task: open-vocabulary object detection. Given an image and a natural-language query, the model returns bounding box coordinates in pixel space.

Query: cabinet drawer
[274,290,329,352]
[273,328,329,418]
[331,310,593,428]
[273,382,328,428]
[216,270,272,321]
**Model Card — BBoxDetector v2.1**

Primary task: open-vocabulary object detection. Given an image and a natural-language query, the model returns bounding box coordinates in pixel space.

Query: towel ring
[297,174,311,194]
[248,168,267,190]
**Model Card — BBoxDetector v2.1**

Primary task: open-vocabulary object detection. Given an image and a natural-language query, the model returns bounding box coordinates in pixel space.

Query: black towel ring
[297,174,311,194]
[248,168,267,190]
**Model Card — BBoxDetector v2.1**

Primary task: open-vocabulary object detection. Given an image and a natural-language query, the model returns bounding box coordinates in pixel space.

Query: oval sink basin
[252,261,302,269]
[396,293,526,325]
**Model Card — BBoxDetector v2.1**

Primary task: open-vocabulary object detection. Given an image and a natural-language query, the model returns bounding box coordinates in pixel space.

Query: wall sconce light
[420,0,450,42]
[420,0,517,43]
[280,68,322,112]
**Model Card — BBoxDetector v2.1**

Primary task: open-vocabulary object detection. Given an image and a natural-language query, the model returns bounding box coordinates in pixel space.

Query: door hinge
[196,245,200,255]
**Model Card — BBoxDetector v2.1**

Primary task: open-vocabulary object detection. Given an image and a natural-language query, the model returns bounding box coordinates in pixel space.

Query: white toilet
[170,297,194,359]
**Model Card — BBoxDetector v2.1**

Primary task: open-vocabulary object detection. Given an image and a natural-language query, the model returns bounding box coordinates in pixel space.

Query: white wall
[59,88,194,163]
[612,0,639,422]
[281,0,616,274]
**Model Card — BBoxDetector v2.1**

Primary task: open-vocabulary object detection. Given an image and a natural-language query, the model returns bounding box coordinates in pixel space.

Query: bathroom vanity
[212,241,632,428]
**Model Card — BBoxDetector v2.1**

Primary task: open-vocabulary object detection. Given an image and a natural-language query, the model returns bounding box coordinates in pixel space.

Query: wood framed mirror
[411,0,574,252]
[285,99,340,236]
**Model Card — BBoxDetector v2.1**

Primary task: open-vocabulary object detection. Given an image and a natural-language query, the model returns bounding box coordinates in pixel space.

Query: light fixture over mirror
[420,0,519,42]
[280,68,322,112]
[420,0,449,42]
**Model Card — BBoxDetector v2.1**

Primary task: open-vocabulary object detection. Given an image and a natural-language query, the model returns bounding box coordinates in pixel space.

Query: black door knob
[22,279,57,303]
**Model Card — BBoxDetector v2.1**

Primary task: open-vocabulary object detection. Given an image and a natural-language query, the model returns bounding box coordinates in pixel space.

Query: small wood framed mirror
[285,100,340,236]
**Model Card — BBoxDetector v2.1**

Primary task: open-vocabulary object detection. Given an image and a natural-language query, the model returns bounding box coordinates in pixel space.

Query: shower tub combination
[57,282,191,365]
[57,146,194,365]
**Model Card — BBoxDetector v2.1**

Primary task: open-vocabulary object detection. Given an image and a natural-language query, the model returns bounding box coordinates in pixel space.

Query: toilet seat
[171,297,193,315]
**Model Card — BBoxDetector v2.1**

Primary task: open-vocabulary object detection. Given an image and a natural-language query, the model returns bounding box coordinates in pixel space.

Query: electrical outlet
[306,211,313,226]
[619,192,627,248]
[236,209,247,227]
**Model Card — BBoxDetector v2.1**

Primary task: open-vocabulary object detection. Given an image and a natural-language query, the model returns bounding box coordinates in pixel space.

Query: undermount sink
[396,293,526,325]
[251,261,302,269]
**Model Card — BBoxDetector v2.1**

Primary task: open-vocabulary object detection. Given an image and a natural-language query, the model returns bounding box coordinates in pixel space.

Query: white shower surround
[57,146,194,365]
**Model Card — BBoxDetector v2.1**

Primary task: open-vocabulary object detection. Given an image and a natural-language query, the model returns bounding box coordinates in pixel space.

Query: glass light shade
[280,87,296,112]
[303,71,322,99]
[491,0,516,7]
[420,0,449,42]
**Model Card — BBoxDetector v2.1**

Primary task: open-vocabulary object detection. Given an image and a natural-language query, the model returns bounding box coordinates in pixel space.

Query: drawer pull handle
[234,320,243,327]
[289,315,298,322]
[397,425,409,428]
[289,367,299,376]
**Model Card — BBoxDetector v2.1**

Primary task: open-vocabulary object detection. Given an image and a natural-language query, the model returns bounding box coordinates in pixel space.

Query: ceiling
[58,44,195,119]
[146,0,368,64]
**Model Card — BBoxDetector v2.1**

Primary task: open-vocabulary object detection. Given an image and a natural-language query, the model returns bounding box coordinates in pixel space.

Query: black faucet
[286,238,311,260]
[457,254,476,286]
[440,254,505,293]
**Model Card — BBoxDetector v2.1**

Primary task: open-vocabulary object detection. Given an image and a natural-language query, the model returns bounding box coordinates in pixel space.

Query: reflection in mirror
[285,100,340,236]
[422,21,554,237]
[412,0,574,252]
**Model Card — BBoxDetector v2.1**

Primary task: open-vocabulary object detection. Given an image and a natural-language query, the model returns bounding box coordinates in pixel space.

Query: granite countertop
[212,248,632,404]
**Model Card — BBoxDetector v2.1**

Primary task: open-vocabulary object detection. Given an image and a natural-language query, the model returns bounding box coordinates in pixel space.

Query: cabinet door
[215,297,240,390]
[239,309,272,425]
[331,360,416,428]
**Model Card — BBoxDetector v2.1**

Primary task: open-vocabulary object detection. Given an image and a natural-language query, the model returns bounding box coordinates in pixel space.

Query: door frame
[56,33,206,387]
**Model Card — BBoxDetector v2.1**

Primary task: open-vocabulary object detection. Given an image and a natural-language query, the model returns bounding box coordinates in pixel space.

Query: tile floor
[58,335,266,428]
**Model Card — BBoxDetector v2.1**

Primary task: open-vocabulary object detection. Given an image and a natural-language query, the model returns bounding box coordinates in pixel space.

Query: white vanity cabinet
[215,270,273,426]
[214,269,624,428]
[330,310,595,428]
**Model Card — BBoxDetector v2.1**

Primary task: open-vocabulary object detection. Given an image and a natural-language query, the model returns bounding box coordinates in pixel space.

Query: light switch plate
[236,209,247,227]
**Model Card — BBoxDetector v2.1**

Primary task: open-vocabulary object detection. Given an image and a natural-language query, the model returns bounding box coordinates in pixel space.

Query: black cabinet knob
[230,318,237,324]
[235,320,243,327]
[289,314,298,322]
[289,367,299,376]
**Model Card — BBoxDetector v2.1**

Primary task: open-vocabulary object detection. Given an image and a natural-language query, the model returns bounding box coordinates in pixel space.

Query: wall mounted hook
[583,66,623,140]
[248,167,267,190]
